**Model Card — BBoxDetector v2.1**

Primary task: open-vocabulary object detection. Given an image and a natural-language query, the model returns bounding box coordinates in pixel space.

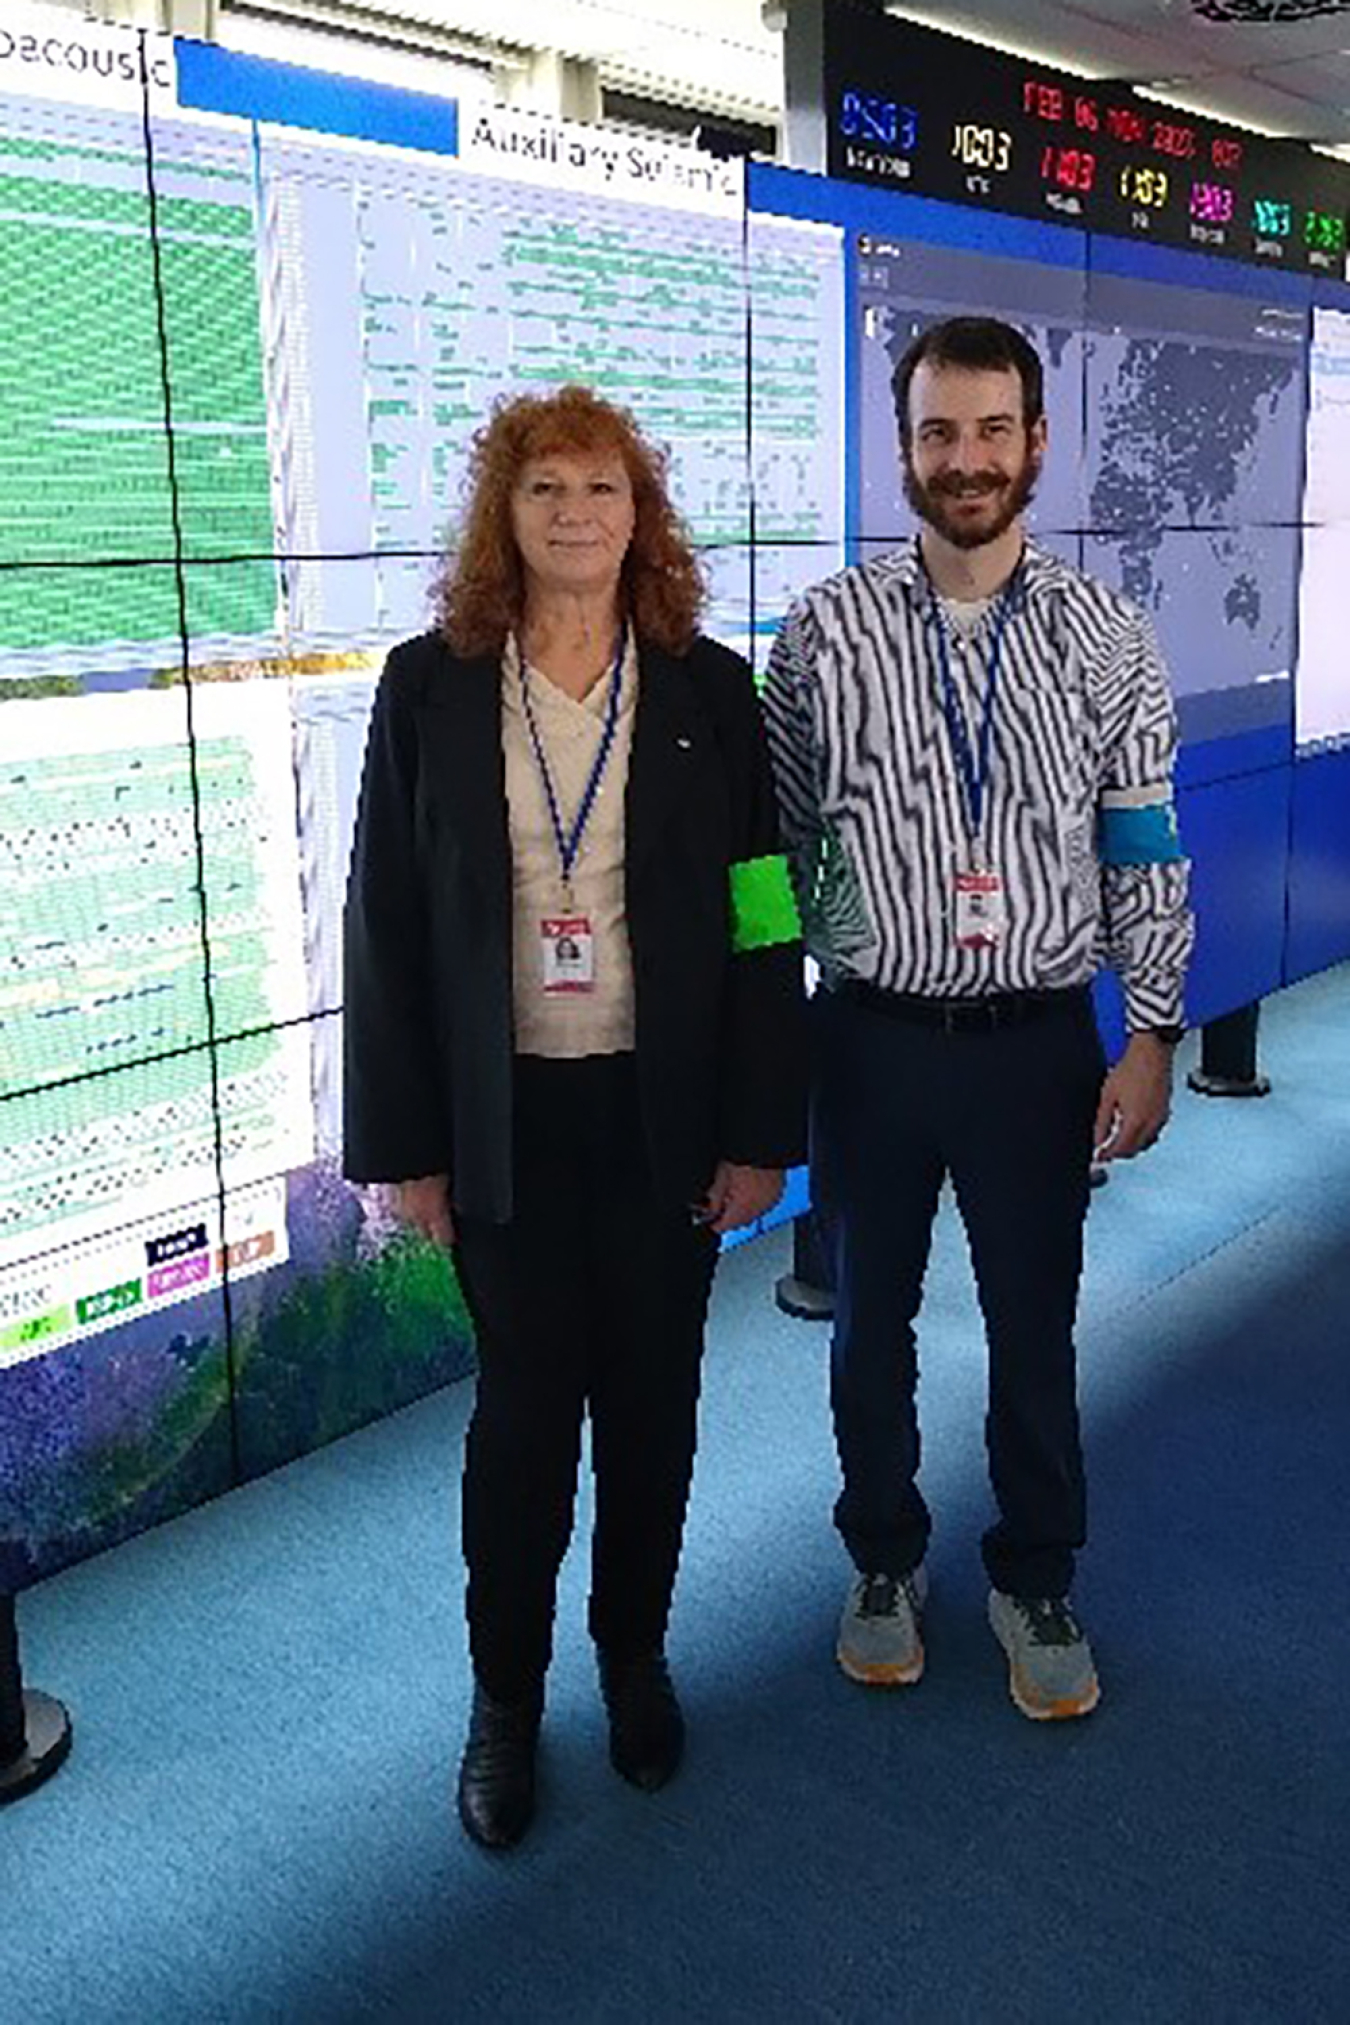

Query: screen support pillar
[0,1592,72,1805]
[1187,1001,1271,1098]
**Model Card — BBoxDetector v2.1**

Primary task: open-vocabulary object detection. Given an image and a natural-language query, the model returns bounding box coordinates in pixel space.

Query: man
[764,316,1193,1720]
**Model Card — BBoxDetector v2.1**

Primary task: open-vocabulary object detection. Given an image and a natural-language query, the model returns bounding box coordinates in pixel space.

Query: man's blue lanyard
[519,631,626,907]
[926,579,1020,847]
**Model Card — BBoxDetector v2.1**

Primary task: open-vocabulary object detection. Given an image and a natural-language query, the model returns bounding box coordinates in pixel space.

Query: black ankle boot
[598,1651,684,1791]
[456,1683,542,1850]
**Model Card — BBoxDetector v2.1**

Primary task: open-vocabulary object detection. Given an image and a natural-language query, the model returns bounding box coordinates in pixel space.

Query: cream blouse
[501,631,638,1058]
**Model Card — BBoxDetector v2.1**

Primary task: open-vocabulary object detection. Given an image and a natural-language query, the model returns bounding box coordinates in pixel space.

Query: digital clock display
[951,124,1012,172]
[1190,182,1235,226]
[839,89,917,153]
[1305,210,1347,256]
[1253,198,1293,239]
[1041,145,1095,194]
[1120,165,1169,209]
[824,9,1350,278]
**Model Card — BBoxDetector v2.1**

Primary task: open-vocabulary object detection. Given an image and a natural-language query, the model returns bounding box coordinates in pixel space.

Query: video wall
[0,13,846,1582]
[2,6,1348,1583]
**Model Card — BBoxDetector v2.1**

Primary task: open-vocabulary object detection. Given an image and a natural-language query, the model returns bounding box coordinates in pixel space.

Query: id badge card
[541,915,595,993]
[953,868,1006,950]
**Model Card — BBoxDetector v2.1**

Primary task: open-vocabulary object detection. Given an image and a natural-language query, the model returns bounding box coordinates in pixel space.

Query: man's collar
[879,535,1066,606]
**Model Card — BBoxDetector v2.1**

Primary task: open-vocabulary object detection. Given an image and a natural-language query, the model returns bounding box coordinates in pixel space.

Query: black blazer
[342,629,807,1222]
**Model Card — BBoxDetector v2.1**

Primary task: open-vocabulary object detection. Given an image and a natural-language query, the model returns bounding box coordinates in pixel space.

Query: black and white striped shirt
[762,539,1193,1033]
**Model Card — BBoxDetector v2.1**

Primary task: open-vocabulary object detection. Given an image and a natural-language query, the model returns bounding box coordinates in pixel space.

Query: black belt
[829,979,1088,1033]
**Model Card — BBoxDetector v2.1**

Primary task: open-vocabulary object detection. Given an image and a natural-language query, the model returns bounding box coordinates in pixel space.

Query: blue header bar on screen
[749,161,1088,271]
[173,41,460,157]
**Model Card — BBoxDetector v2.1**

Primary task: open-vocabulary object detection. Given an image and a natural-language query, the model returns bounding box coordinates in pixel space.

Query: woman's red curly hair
[435,384,705,657]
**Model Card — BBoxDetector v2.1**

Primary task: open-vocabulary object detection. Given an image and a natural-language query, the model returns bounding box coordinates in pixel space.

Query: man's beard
[902,451,1040,551]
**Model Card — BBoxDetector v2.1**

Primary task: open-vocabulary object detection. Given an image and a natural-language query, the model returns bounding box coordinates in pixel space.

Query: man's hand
[391,1173,456,1250]
[1093,1035,1175,1163]
[697,1161,785,1236]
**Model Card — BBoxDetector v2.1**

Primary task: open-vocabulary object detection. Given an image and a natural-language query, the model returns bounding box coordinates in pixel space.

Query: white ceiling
[221,0,1350,149]
[241,1,788,116]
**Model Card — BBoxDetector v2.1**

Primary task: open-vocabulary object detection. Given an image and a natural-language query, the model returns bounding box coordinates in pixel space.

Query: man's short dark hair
[892,317,1045,441]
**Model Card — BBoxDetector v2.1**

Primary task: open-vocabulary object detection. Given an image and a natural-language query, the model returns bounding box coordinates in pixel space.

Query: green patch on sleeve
[729,854,801,953]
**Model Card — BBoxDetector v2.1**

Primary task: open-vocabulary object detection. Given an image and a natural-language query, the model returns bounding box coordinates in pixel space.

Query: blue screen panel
[1176,768,1291,1024]
[174,41,459,157]
[1286,747,1350,982]
[1176,711,1291,790]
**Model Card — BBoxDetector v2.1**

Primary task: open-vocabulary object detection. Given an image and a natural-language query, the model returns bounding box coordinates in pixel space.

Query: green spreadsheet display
[0,104,275,657]
[0,70,843,1382]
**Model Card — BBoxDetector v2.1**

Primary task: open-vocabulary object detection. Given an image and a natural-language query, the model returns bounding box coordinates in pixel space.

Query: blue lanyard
[519,631,626,903]
[927,581,1020,843]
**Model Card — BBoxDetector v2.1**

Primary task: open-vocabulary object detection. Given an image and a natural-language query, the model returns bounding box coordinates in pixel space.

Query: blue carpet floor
[4,966,1349,2022]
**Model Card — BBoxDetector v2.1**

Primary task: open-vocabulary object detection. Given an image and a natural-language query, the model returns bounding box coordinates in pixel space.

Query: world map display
[856,236,1307,730]
[1083,273,1304,709]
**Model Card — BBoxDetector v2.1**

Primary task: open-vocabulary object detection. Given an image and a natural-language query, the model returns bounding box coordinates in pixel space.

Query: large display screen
[0,16,846,1580]
[1081,258,1303,744]
[852,212,1305,746]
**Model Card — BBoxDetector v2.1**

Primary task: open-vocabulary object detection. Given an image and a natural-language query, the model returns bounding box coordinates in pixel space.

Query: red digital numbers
[1041,145,1096,194]
[1023,77,1104,137]
[1024,79,1064,121]
[1151,121,1197,159]
[1026,81,1226,188]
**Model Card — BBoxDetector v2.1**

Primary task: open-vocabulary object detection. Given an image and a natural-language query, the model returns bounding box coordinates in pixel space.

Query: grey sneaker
[988,1589,1100,1720]
[837,1566,928,1685]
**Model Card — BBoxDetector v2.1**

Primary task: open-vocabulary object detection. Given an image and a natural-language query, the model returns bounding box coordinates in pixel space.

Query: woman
[343,385,805,1850]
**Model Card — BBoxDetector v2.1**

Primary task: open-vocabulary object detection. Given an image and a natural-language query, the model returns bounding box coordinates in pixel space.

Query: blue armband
[1097,794,1184,867]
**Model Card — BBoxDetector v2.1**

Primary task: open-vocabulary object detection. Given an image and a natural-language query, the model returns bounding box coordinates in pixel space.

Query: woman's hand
[698,1161,785,1236]
[391,1173,456,1250]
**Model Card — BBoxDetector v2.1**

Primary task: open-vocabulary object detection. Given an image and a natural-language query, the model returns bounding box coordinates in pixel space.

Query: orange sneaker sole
[1007,1664,1101,1721]
[837,1644,925,1687]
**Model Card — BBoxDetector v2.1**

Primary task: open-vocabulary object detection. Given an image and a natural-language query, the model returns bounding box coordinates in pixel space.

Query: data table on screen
[254,135,844,649]
[0,667,210,1099]
[144,113,277,579]
[1295,304,1350,749]
[0,678,312,1339]
[0,95,175,578]
[745,212,846,632]
[1300,305,1350,525]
